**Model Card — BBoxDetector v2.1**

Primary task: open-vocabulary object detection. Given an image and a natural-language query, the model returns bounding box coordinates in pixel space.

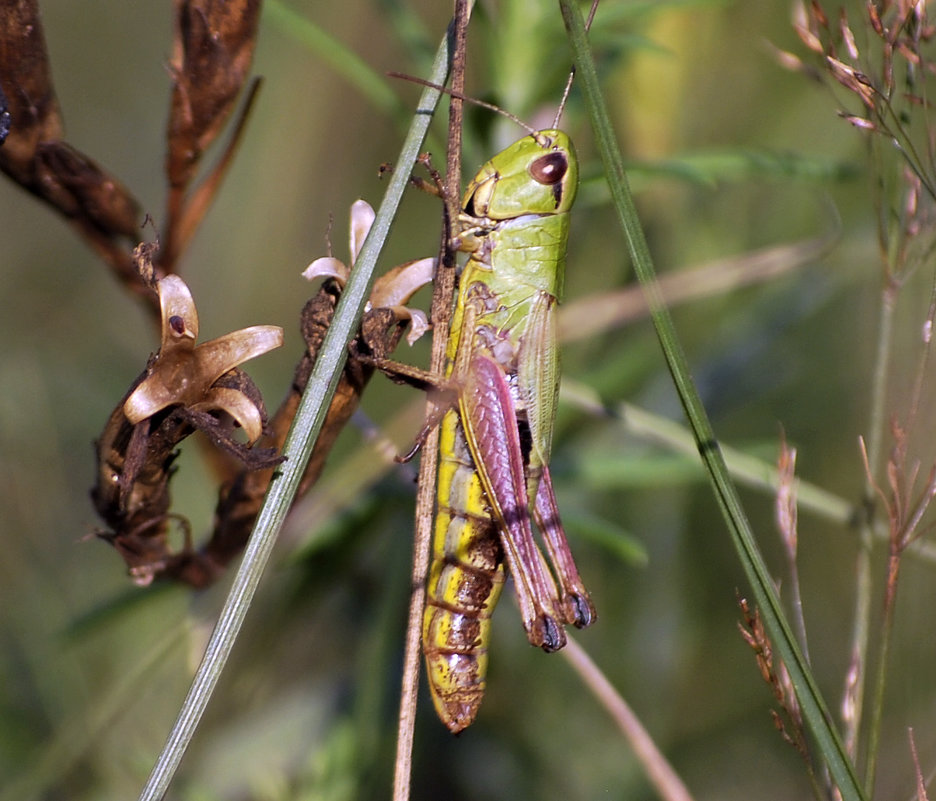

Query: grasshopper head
[463,129,578,220]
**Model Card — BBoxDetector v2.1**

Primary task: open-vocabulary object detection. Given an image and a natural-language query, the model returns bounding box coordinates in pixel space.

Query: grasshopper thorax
[462,129,578,221]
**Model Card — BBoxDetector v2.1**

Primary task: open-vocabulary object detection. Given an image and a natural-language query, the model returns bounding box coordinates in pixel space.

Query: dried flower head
[737,596,810,763]
[123,274,283,442]
[303,199,433,345]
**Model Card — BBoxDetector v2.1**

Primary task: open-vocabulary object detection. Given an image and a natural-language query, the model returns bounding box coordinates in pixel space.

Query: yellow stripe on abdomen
[423,408,505,733]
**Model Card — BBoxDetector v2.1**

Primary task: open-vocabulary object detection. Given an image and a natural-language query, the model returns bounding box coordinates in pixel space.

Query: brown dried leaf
[166,0,262,189]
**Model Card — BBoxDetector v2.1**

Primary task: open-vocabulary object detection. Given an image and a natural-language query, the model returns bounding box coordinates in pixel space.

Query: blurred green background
[2,1,933,799]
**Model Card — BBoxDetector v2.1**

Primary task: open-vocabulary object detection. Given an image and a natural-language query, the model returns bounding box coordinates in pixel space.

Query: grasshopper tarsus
[395,438,423,464]
[396,399,453,463]
[415,152,445,196]
[378,158,443,197]
[535,614,566,654]
[567,593,597,629]
[408,174,443,197]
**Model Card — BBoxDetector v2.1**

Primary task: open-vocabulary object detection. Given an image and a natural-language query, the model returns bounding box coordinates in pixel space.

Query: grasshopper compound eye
[529,151,568,186]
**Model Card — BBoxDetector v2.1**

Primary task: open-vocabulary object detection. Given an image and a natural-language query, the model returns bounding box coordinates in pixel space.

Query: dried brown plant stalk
[0,3,433,586]
[860,424,936,597]
[908,728,931,801]
[93,205,432,586]
[774,434,812,667]
[782,2,936,792]
[92,262,284,585]
[787,1,936,201]
[0,0,264,305]
[0,0,142,294]
[163,0,262,270]
[167,260,431,587]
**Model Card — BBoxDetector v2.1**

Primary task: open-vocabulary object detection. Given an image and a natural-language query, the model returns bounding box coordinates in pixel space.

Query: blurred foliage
[2,1,935,800]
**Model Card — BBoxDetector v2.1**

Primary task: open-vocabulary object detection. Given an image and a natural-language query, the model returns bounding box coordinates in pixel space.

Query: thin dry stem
[392,3,468,799]
[562,638,695,801]
[909,727,931,801]
[858,421,936,792]
[795,3,936,783]
[776,435,810,665]
[162,78,263,272]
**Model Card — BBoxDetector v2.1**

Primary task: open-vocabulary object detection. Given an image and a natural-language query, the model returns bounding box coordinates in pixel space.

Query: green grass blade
[558,2,865,798]
[134,25,454,801]
[264,0,401,118]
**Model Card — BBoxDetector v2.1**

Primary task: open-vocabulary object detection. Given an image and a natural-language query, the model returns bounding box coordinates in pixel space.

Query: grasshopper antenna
[393,0,600,138]
[551,0,601,130]
[387,72,539,137]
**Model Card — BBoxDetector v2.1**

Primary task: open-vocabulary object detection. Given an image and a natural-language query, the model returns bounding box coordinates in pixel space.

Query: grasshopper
[421,123,597,732]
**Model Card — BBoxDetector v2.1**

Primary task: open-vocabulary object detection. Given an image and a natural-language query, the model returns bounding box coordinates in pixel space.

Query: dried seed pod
[0,0,63,184]
[0,80,11,146]
[93,273,284,584]
[35,141,140,238]
[123,274,284,439]
[166,0,262,189]
[93,366,279,586]
[0,1,142,249]
[95,206,433,587]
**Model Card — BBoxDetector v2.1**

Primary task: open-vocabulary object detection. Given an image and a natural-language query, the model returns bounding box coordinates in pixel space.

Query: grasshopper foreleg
[351,347,460,461]
[378,153,446,198]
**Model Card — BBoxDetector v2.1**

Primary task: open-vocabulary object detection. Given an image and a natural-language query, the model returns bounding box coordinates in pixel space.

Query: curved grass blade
[557,1,866,798]
[134,24,455,801]
[265,0,401,118]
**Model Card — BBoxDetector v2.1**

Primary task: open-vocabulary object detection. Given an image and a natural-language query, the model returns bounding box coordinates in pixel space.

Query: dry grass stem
[791,3,936,791]
[909,727,931,801]
[392,3,468,798]
[562,638,696,801]
[776,435,810,664]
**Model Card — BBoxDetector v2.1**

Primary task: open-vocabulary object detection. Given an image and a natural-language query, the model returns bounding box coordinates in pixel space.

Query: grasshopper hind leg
[533,463,597,629]
[459,353,569,651]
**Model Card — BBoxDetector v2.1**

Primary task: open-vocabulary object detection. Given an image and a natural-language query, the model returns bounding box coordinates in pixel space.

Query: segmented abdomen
[422,406,505,733]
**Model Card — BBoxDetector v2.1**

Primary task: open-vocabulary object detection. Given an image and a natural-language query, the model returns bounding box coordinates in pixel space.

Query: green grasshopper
[421,122,597,732]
